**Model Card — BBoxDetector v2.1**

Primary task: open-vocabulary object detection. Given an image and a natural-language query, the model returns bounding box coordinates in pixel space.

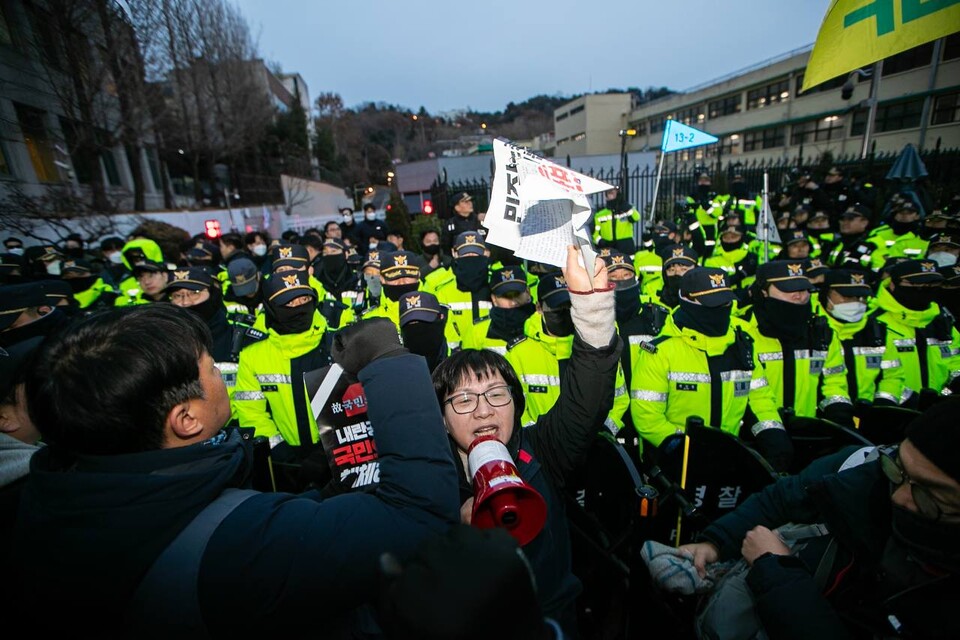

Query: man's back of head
[25,303,215,455]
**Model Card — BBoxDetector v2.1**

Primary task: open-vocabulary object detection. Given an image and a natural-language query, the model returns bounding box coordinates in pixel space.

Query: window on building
[97,130,122,187]
[572,132,586,142]
[59,117,93,184]
[718,134,740,156]
[146,147,163,189]
[708,94,741,119]
[790,115,845,145]
[555,112,568,122]
[743,126,785,152]
[795,72,848,97]
[932,92,960,125]
[628,121,647,136]
[676,105,705,125]
[569,105,584,116]
[747,78,790,110]
[14,103,59,182]
[25,4,63,68]
[851,98,924,135]
[649,115,669,133]
[882,43,934,76]
[944,32,960,61]
[679,147,708,162]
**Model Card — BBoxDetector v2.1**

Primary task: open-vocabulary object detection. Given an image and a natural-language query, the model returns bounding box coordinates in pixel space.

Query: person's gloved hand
[331,317,407,376]
[823,402,855,428]
[753,426,794,474]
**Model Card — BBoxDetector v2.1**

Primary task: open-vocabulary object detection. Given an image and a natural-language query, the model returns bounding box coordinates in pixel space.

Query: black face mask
[614,281,642,324]
[66,276,96,294]
[401,320,447,372]
[184,288,223,323]
[321,253,347,274]
[892,285,936,311]
[918,225,941,241]
[660,274,683,308]
[673,298,731,337]
[422,243,441,256]
[488,303,535,340]
[652,234,673,251]
[891,503,960,572]
[382,281,419,302]
[721,240,743,252]
[65,247,84,260]
[267,299,316,334]
[890,219,919,236]
[453,257,489,292]
[541,306,574,337]
[756,296,811,341]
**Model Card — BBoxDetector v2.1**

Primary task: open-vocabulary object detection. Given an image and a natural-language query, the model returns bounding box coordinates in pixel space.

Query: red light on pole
[204,219,222,239]
[423,199,434,215]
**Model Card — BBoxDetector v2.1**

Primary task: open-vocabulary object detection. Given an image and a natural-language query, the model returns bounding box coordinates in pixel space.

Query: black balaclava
[614,279,642,324]
[660,274,683,308]
[401,320,448,372]
[541,304,574,338]
[182,286,223,322]
[673,298,731,337]
[66,276,96,294]
[754,293,811,342]
[891,283,936,311]
[488,303,535,341]
[382,281,419,302]
[652,233,674,252]
[721,238,744,252]
[890,219,920,236]
[453,257,490,292]
[317,253,349,292]
[266,297,317,334]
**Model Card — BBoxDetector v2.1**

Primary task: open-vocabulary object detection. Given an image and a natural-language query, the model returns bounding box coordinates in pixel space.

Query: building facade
[553,93,634,156]
[621,36,960,164]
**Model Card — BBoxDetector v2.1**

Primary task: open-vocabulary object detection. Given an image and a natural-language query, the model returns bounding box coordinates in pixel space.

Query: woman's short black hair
[432,349,525,421]
[244,230,270,246]
[24,304,213,455]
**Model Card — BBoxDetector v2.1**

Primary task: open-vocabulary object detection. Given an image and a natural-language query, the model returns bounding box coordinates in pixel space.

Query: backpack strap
[127,489,259,635]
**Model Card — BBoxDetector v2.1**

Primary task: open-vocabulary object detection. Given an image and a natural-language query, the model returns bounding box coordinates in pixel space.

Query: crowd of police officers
[2,171,960,633]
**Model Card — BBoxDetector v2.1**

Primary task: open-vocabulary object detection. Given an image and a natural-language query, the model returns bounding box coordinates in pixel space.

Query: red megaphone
[468,435,547,546]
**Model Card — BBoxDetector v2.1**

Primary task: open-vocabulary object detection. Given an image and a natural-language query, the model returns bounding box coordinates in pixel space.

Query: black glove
[331,317,407,376]
[823,402,855,428]
[872,396,898,407]
[754,428,794,474]
[377,524,549,640]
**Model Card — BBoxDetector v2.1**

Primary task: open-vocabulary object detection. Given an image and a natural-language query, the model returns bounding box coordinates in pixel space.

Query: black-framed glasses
[880,447,944,521]
[444,385,513,415]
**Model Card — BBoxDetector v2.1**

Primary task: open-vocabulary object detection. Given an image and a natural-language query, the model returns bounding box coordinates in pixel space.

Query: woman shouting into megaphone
[432,245,622,638]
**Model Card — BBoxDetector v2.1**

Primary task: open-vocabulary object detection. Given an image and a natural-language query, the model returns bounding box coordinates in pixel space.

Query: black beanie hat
[905,397,960,484]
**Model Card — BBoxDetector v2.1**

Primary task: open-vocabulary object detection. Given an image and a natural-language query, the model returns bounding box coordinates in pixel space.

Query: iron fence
[431,147,960,226]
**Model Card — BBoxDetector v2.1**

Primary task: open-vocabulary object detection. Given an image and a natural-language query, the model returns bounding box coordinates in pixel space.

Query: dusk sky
[233,0,833,115]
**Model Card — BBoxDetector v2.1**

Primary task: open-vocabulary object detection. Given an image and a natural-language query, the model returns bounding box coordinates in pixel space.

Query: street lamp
[618,128,638,201]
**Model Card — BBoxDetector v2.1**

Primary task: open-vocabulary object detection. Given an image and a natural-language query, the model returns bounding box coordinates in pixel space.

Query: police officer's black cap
[792,204,812,215]
[600,248,635,274]
[24,244,63,264]
[940,264,960,288]
[757,260,816,292]
[380,251,421,281]
[841,204,872,219]
[0,283,46,330]
[270,243,310,270]
[893,200,920,214]
[660,244,699,268]
[451,192,472,206]
[537,272,570,308]
[653,220,679,234]
[0,253,23,273]
[376,240,398,254]
[453,231,485,258]
[165,266,215,292]
[39,280,73,306]
[679,267,735,307]
[323,238,346,252]
[784,230,812,246]
[186,241,216,261]
[398,291,444,327]
[889,259,943,285]
[263,270,316,306]
[928,232,960,249]
[809,209,830,220]
[362,250,382,270]
[804,257,828,278]
[61,259,93,275]
[823,269,872,297]
[490,266,527,295]
[345,246,362,266]
[131,259,166,275]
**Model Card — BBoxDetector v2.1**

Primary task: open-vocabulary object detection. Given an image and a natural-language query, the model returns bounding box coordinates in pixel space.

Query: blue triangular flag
[660,120,719,153]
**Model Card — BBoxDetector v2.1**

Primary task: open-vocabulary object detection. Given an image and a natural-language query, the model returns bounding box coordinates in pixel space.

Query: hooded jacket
[12,354,459,636]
